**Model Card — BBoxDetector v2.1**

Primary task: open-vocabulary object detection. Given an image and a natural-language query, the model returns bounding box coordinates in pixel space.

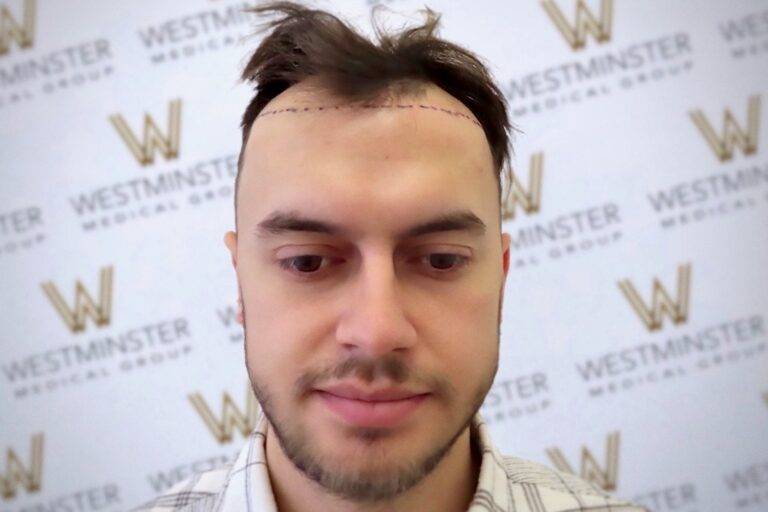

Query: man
[135,2,648,511]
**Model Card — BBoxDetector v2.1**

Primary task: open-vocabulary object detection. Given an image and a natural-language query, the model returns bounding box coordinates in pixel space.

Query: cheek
[430,286,500,377]
[241,272,329,378]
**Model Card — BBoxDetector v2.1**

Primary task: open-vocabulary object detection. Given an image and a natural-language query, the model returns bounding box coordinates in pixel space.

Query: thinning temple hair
[234,1,516,222]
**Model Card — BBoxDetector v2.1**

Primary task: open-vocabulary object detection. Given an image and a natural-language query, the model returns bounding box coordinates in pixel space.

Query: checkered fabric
[133,410,649,512]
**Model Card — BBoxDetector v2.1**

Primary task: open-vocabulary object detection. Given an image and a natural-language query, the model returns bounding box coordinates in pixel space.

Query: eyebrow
[255,209,487,240]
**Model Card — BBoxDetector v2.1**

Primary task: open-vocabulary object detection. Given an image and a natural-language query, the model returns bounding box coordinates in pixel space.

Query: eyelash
[277,253,470,279]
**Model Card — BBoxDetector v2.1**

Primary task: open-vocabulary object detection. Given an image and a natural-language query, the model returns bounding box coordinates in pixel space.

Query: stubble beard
[240,282,503,503]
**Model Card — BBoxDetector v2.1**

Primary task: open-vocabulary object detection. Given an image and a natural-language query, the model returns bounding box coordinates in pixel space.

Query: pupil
[430,254,455,270]
[295,256,322,272]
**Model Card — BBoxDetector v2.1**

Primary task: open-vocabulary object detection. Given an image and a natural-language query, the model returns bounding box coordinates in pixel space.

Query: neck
[265,422,481,512]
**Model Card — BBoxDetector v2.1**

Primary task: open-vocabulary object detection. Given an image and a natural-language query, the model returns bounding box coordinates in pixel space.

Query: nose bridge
[336,246,416,354]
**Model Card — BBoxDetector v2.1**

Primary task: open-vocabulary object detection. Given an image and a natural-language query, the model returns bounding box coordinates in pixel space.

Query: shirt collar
[214,409,511,512]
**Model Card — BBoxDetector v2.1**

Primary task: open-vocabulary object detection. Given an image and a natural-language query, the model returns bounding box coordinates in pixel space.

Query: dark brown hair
[235,1,515,222]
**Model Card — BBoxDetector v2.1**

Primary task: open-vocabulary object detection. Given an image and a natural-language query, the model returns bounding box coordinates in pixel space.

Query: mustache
[295,353,452,398]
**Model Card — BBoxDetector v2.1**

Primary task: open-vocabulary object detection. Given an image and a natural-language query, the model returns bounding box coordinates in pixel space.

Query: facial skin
[224,78,512,512]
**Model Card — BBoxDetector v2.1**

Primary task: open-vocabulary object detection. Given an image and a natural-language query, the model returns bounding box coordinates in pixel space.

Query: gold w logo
[541,0,613,50]
[189,384,259,444]
[546,431,619,491]
[0,0,34,56]
[502,152,543,220]
[689,95,760,162]
[618,263,691,332]
[41,266,113,333]
[1,433,43,500]
[109,99,181,166]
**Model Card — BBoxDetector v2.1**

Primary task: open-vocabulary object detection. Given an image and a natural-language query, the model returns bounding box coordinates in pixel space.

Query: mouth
[315,390,430,429]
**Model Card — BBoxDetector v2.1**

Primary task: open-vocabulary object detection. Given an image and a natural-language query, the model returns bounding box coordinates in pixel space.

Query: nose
[335,250,417,358]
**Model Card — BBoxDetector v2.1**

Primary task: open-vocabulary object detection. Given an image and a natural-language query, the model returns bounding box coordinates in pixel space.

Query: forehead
[238,82,498,236]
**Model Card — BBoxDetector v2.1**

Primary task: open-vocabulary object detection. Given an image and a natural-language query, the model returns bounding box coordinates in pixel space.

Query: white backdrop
[1,1,767,511]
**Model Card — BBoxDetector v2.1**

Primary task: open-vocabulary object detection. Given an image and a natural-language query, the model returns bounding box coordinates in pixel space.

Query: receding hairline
[252,77,482,125]
[234,80,493,216]
[252,101,483,127]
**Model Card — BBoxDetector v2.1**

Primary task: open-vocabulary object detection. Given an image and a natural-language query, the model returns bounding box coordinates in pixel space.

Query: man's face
[224,80,511,503]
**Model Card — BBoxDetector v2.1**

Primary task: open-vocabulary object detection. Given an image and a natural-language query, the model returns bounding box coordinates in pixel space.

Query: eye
[420,253,470,272]
[279,255,330,274]
[278,252,470,279]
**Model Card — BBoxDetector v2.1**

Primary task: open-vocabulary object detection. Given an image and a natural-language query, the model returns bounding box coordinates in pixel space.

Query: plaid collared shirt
[133,410,649,512]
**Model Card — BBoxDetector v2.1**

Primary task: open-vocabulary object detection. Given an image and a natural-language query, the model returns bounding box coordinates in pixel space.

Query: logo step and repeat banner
[0,1,766,510]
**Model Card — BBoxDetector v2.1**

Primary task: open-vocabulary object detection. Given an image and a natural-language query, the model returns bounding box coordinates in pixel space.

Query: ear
[501,232,511,280]
[223,231,244,326]
[224,231,238,268]
[499,232,511,312]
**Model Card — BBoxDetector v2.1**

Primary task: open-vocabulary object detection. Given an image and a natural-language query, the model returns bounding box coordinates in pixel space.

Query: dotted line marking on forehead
[254,103,482,127]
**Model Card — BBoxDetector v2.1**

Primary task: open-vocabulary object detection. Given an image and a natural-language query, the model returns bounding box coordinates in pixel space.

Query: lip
[316,383,428,402]
[313,383,431,429]
[316,390,429,428]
